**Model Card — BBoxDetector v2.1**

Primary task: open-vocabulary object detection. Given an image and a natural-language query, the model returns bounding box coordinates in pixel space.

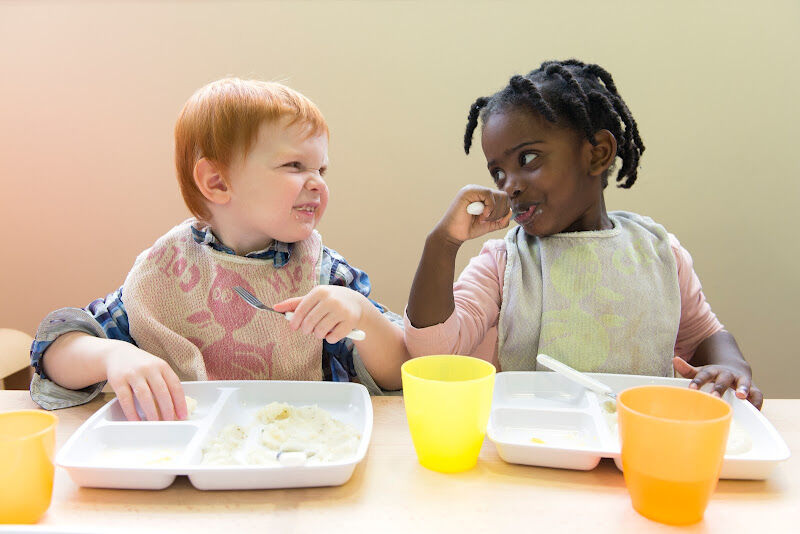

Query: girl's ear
[588,129,617,177]
[193,157,231,205]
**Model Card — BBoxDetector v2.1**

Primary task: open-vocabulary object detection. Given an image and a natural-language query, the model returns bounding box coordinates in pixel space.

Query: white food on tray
[201,402,360,466]
[600,408,753,456]
[487,372,790,480]
[56,381,372,491]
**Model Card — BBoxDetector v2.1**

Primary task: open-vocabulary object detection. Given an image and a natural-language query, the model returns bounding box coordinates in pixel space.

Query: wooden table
[1,392,797,532]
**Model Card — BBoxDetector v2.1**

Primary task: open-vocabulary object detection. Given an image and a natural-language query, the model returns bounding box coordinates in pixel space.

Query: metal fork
[232,286,366,341]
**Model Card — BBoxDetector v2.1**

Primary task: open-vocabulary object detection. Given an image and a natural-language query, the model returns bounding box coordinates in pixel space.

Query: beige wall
[1,1,797,397]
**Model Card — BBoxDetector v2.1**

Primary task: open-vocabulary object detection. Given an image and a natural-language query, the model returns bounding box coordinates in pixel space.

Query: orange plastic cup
[0,410,59,524]
[402,355,495,473]
[617,386,731,525]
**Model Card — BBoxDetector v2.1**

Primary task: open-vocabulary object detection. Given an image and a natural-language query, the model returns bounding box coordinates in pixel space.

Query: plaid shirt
[31,224,399,385]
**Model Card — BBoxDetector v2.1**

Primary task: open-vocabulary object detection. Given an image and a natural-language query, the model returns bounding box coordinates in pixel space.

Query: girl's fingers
[748,386,764,410]
[147,373,177,421]
[131,378,159,421]
[733,374,751,400]
[688,367,718,390]
[672,356,697,379]
[710,370,735,397]
[114,382,140,422]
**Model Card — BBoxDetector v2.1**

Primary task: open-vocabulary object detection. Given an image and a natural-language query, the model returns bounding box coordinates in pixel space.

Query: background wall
[1,1,797,397]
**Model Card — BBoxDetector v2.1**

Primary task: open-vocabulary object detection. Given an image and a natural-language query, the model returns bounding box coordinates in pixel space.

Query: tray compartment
[488,408,608,470]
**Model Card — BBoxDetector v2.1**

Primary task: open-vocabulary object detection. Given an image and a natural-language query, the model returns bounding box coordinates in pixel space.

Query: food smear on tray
[201,402,360,465]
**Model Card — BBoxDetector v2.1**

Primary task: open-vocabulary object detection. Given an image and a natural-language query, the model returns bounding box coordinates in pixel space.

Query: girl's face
[480,107,609,236]
[224,118,329,251]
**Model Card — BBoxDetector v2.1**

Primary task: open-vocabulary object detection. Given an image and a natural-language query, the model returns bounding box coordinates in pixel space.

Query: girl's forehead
[481,108,575,153]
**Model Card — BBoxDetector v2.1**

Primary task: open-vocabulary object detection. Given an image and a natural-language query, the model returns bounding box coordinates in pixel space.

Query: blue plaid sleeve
[31,287,135,377]
[319,247,402,386]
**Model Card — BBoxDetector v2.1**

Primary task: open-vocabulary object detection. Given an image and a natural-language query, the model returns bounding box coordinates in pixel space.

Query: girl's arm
[407,185,512,327]
[673,332,763,409]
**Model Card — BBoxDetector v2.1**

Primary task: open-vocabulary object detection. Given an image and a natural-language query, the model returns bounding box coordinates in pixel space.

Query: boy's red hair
[174,78,328,220]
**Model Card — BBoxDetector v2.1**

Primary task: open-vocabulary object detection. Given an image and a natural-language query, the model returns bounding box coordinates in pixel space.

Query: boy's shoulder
[131,218,198,266]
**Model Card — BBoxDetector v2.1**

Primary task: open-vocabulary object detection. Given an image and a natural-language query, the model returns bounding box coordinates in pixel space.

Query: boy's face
[225,118,329,248]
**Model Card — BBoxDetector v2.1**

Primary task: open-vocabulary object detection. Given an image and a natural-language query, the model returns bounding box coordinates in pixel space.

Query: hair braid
[463,59,645,189]
[464,96,489,154]
[544,64,596,145]
[508,75,556,122]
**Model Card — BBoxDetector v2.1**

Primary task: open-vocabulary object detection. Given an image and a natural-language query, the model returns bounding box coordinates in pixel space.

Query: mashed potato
[201,402,360,466]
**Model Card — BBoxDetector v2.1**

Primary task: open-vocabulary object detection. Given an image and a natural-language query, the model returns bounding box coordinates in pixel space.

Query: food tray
[487,372,790,480]
[56,381,372,490]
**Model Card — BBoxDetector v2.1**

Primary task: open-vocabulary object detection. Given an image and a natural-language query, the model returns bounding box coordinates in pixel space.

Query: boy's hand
[105,343,188,421]
[433,185,513,246]
[274,286,369,344]
[673,356,764,410]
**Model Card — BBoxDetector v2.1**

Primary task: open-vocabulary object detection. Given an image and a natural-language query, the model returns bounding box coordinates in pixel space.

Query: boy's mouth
[293,203,319,213]
[513,203,541,225]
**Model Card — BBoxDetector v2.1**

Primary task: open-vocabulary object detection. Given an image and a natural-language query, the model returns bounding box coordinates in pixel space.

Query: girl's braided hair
[464,59,644,189]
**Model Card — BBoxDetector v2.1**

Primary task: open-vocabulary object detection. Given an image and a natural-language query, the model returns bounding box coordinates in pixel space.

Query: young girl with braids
[404,59,763,409]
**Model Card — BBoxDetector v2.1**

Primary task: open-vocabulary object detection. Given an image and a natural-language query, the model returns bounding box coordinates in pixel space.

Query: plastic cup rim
[401,354,496,385]
[0,410,58,443]
[617,384,731,425]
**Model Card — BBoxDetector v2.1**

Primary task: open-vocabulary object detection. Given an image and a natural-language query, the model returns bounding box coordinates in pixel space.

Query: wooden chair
[0,328,34,390]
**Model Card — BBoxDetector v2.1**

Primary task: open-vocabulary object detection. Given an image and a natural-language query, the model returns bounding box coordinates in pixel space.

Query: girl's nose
[502,179,523,199]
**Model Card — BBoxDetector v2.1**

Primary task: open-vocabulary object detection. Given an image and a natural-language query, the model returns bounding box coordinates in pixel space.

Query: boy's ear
[587,129,617,177]
[193,157,231,205]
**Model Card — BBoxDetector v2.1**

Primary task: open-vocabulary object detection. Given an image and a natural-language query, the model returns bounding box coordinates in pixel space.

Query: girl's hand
[432,185,513,246]
[274,286,369,344]
[104,342,188,421]
[673,356,764,410]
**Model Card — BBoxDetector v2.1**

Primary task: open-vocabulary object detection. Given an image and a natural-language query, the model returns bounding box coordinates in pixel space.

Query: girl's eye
[491,169,506,184]
[520,152,538,166]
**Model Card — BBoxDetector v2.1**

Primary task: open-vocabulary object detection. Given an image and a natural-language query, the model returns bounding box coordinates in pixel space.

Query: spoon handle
[536,354,616,398]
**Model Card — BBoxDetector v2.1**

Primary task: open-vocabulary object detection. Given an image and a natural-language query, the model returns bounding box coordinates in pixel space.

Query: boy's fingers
[299,300,328,335]
[325,321,350,344]
[148,374,176,421]
[115,383,140,422]
[131,378,159,421]
[272,296,303,313]
[164,370,187,420]
[311,312,339,341]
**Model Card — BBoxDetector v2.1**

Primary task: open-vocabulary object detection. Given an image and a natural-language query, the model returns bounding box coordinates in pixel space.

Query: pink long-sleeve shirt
[404,234,723,371]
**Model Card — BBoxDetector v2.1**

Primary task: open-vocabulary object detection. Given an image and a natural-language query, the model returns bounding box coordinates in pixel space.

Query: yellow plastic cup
[401,355,495,473]
[617,385,731,525]
[0,410,59,524]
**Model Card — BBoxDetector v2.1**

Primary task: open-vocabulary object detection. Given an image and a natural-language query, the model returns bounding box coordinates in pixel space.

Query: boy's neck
[204,216,274,256]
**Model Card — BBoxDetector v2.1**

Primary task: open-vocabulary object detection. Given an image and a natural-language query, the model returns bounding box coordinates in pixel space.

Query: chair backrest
[0,328,33,388]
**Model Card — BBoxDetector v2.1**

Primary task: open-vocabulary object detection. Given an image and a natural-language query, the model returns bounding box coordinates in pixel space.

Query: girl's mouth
[513,204,541,225]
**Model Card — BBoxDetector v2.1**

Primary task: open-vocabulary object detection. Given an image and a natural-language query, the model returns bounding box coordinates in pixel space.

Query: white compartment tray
[487,372,790,480]
[56,381,372,490]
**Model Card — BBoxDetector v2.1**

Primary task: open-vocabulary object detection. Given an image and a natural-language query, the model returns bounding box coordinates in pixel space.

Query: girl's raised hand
[433,185,513,246]
[672,356,764,410]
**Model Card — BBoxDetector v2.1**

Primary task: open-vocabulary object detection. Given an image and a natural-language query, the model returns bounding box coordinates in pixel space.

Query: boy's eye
[520,152,538,166]
[491,169,506,184]
[284,161,304,170]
